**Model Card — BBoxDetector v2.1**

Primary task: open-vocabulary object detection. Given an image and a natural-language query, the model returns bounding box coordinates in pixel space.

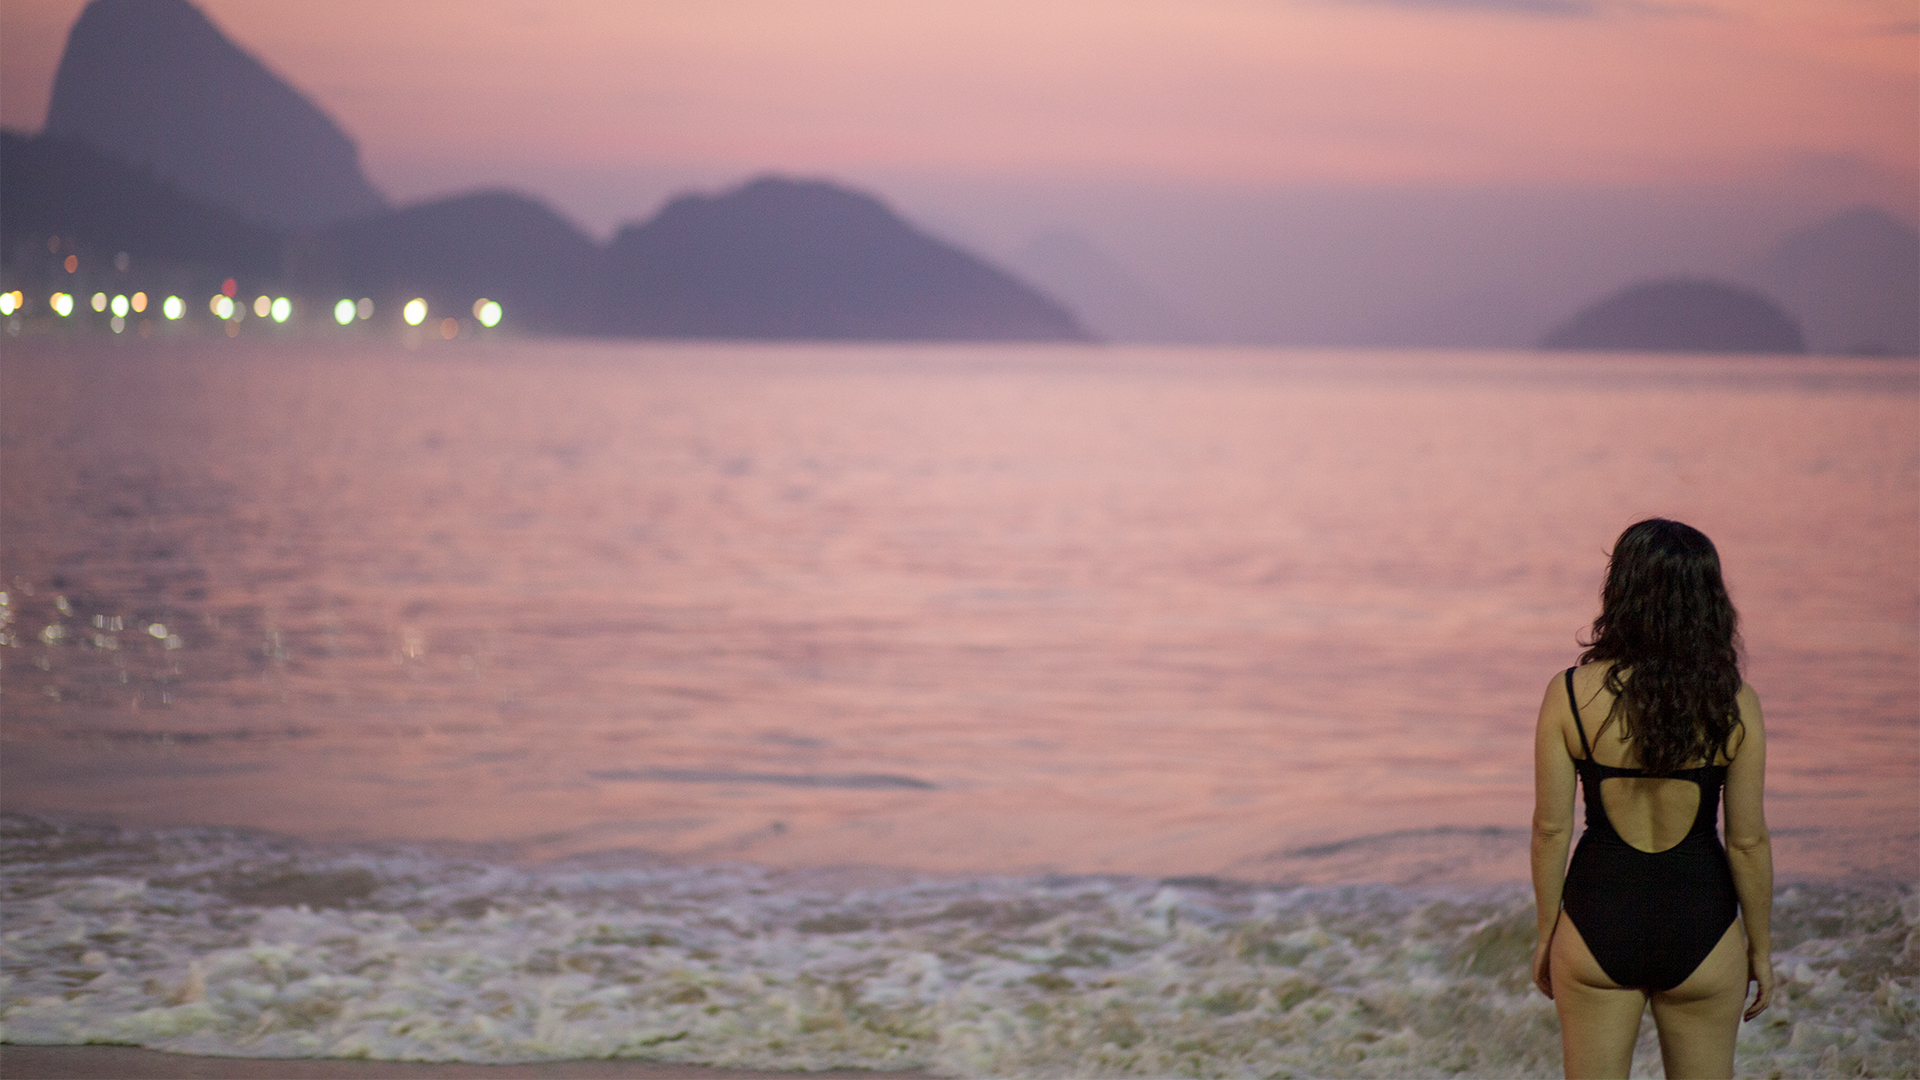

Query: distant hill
[1008,231,1202,343]
[0,129,282,287]
[14,3,1089,342]
[43,0,385,230]
[596,177,1092,341]
[1541,279,1805,354]
[289,191,601,332]
[1748,206,1919,356]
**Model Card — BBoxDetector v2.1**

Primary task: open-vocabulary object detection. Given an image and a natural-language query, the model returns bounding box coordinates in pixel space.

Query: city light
[271,297,291,323]
[440,317,459,339]
[212,295,235,320]
[91,292,108,312]
[357,298,373,320]
[475,299,502,328]
[111,315,125,334]
[132,292,148,313]
[253,295,271,318]
[64,255,78,273]
[51,293,73,316]
[334,299,356,326]
[0,293,15,316]
[111,295,129,317]
[403,298,428,326]
[162,296,184,320]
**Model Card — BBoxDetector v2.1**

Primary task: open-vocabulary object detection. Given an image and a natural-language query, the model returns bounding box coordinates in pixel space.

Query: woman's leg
[1648,920,1747,1080]
[1549,912,1648,1079]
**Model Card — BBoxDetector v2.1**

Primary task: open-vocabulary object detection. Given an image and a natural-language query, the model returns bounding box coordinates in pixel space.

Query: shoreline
[0,1046,932,1079]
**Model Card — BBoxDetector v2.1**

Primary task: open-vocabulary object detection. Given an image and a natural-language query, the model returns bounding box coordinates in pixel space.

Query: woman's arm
[1724,683,1773,1019]
[1530,672,1579,998]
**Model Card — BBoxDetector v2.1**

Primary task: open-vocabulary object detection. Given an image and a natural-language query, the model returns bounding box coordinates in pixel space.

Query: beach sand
[0,1046,930,1079]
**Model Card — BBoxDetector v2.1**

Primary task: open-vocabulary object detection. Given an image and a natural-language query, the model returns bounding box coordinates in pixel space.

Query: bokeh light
[356,298,374,320]
[475,299,502,328]
[253,295,271,318]
[271,297,292,323]
[162,295,184,320]
[131,292,148,313]
[439,317,459,339]
[212,295,235,320]
[110,314,124,333]
[63,255,78,273]
[51,293,73,317]
[334,299,356,326]
[221,279,237,298]
[403,298,428,326]
[110,295,129,317]
[90,292,107,312]
[0,293,16,316]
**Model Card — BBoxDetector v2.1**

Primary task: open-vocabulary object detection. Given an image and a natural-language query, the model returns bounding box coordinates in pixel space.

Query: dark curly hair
[1577,519,1743,774]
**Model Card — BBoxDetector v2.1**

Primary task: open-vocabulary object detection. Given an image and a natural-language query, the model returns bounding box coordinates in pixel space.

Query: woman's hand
[1744,952,1774,1020]
[1532,938,1554,999]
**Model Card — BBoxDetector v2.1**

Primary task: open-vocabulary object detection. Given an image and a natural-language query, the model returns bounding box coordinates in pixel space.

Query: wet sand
[0,1046,930,1079]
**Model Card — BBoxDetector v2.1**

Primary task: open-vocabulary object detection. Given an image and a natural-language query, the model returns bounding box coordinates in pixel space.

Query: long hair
[1577,519,1743,774]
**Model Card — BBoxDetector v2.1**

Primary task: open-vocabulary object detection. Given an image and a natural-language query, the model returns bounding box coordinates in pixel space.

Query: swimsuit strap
[1564,667,1593,761]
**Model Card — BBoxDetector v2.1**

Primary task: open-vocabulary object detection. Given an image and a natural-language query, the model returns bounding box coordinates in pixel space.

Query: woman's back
[1562,662,1739,853]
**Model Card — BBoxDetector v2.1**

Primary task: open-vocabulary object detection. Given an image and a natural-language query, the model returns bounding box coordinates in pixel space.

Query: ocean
[2,337,1915,1076]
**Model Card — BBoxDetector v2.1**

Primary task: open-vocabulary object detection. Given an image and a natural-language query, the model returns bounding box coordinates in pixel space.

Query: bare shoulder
[1727,682,1765,758]
[1567,660,1618,703]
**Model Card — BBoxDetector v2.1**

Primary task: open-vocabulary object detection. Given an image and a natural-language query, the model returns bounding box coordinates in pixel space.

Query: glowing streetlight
[403,298,428,326]
[271,297,291,323]
[162,296,184,320]
[334,299,356,326]
[474,299,502,328]
[91,292,108,312]
[0,293,15,316]
[131,292,148,313]
[253,295,271,318]
[212,295,235,320]
[51,293,73,316]
[110,295,129,317]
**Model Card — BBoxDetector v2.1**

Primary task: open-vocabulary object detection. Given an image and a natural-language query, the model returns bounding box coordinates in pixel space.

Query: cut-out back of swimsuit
[1558,667,1738,992]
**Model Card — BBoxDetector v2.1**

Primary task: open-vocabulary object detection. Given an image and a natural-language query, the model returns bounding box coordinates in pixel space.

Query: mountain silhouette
[1541,279,1805,354]
[596,177,1092,341]
[289,191,601,332]
[43,0,385,229]
[0,129,282,286]
[17,3,1092,341]
[1748,206,1919,356]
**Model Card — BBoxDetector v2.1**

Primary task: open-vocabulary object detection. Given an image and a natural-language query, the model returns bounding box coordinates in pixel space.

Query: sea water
[2,339,1915,1075]
[2,816,1914,1077]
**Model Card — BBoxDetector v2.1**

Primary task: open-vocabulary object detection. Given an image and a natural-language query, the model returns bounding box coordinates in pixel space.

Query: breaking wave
[1,815,1912,1077]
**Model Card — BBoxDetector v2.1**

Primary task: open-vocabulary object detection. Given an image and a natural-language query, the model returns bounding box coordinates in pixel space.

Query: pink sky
[2,0,1913,344]
[3,0,1914,218]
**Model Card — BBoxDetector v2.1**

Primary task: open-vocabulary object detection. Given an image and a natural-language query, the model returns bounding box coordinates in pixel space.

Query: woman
[1529,519,1774,1079]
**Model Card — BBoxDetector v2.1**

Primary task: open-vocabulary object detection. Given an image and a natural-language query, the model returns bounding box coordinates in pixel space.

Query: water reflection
[1,341,1913,882]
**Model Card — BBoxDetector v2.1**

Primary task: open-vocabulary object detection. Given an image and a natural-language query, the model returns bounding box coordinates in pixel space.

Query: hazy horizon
[3,0,1914,344]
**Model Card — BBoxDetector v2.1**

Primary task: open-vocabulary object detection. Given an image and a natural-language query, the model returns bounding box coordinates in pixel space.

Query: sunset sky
[2,0,1914,342]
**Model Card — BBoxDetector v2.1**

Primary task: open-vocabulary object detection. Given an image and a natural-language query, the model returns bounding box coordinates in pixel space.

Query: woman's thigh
[1648,919,1746,1080]
[1549,913,1648,1079]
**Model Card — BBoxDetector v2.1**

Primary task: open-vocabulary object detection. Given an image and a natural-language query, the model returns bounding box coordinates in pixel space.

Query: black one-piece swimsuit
[1559,668,1740,992]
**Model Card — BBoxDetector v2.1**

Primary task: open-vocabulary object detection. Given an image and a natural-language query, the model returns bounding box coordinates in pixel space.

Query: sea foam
[1,815,1912,1077]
